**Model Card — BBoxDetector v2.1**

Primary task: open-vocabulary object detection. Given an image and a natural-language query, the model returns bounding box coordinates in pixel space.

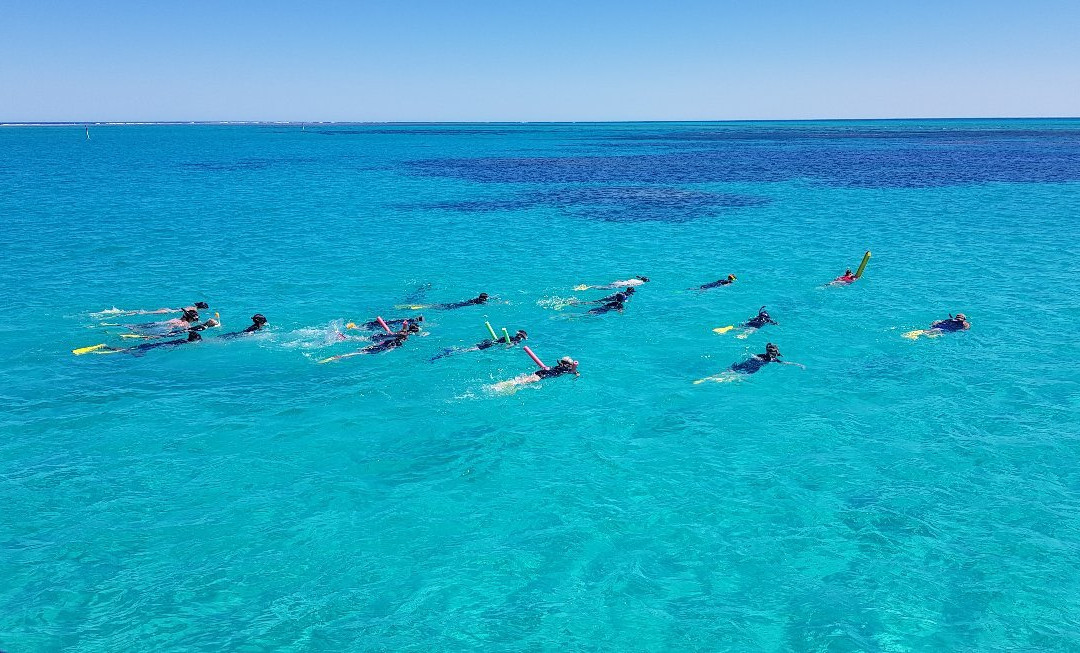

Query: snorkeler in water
[829,269,857,285]
[903,313,970,339]
[743,306,777,329]
[123,308,212,335]
[697,274,737,290]
[575,276,649,291]
[492,356,579,391]
[587,292,628,315]
[431,329,527,361]
[221,314,268,339]
[370,320,421,342]
[694,343,803,383]
[93,301,209,317]
[75,331,203,356]
[432,328,529,358]
[436,293,489,310]
[592,287,635,303]
[319,322,414,363]
[351,315,424,331]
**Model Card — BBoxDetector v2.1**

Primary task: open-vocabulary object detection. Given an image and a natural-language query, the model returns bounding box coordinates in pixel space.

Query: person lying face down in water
[577,276,649,291]
[370,320,421,342]
[492,356,579,391]
[127,307,218,335]
[694,343,804,383]
[221,314,268,339]
[830,269,857,285]
[929,313,970,332]
[321,322,415,363]
[352,315,424,331]
[698,274,737,290]
[743,306,778,330]
[431,329,527,361]
[97,331,203,355]
[587,292,628,315]
[95,301,209,317]
[904,313,970,339]
[432,294,489,310]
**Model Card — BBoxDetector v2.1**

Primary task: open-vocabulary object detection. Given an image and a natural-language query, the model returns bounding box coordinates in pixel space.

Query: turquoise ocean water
[2,120,1080,650]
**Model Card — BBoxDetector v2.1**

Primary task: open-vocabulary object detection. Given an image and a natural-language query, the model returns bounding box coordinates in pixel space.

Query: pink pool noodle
[523,346,548,369]
[376,316,392,334]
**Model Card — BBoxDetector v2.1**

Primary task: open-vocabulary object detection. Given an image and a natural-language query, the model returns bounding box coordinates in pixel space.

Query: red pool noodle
[523,346,548,369]
[376,316,392,334]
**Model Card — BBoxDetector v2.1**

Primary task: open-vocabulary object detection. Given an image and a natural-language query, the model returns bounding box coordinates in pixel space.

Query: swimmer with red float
[829,251,871,286]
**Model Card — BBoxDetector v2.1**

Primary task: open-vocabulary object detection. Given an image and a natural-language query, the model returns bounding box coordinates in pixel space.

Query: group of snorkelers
[76,303,268,355]
[78,264,969,388]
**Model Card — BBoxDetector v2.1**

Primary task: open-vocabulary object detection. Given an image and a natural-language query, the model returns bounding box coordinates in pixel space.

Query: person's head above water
[515,329,528,340]
[194,302,209,310]
[954,313,967,322]
[251,314,268,326]
[558,356,579,369]
[624,287,636,295]
[845,269,853,276]
[764,342,780,360]
[477,293,489,302]
[182,308,200,322]
[635,276,650,282]
[727,274,737,281]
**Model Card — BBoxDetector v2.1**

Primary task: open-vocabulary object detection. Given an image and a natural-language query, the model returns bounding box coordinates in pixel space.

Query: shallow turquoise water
[2,121,1080,650]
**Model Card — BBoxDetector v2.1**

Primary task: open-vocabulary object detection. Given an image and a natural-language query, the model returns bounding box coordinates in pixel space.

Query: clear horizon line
[2,115,1080,127]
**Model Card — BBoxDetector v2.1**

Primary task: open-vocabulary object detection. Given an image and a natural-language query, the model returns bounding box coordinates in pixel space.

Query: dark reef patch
[402,186,769,223]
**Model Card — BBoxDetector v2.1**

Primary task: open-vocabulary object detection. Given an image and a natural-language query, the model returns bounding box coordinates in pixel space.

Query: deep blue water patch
[408,125,1080,188]
[404,186,769,223]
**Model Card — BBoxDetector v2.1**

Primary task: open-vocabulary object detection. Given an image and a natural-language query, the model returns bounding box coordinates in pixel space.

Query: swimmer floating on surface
[828,251,871,286]
[714,306,777,338]
[492,355,579,392]
[93,301,209,317]
[319,322,414,363]
[431,329,527,361]
[903,313,970,340]
[348,315,424,331]
[586,292,628,315]
[574,276,649,291]
[221,314,268,339]
[696,274,737,290]
[396,294,488,311]
[694,343,804,384]
[73,331,203,356]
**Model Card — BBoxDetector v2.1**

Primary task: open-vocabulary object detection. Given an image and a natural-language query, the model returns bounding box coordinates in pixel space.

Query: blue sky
[2,0,1078,121]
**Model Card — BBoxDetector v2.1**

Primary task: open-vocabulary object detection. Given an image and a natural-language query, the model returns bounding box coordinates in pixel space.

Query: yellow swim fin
[346,322,358,330]
[902,330,924,340]
[712,325,735,334]
[73,344,107,355]
[573,285,589,291]
[393,304,428,310]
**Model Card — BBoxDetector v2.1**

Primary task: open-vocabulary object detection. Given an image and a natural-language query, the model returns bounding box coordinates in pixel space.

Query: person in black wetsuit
[431,329,527,361]
[434,293,489,310]
[371,320,420,342]
[493,355,579,390]
[588,292,627,315]
[125,307,204,334]
[698,274,737,290]
[354,315,424,331]
[929,313,970,333]
[591,287,635,303]
[743,306,778,330]
[221,314,268,339]
[100,331,203,355]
